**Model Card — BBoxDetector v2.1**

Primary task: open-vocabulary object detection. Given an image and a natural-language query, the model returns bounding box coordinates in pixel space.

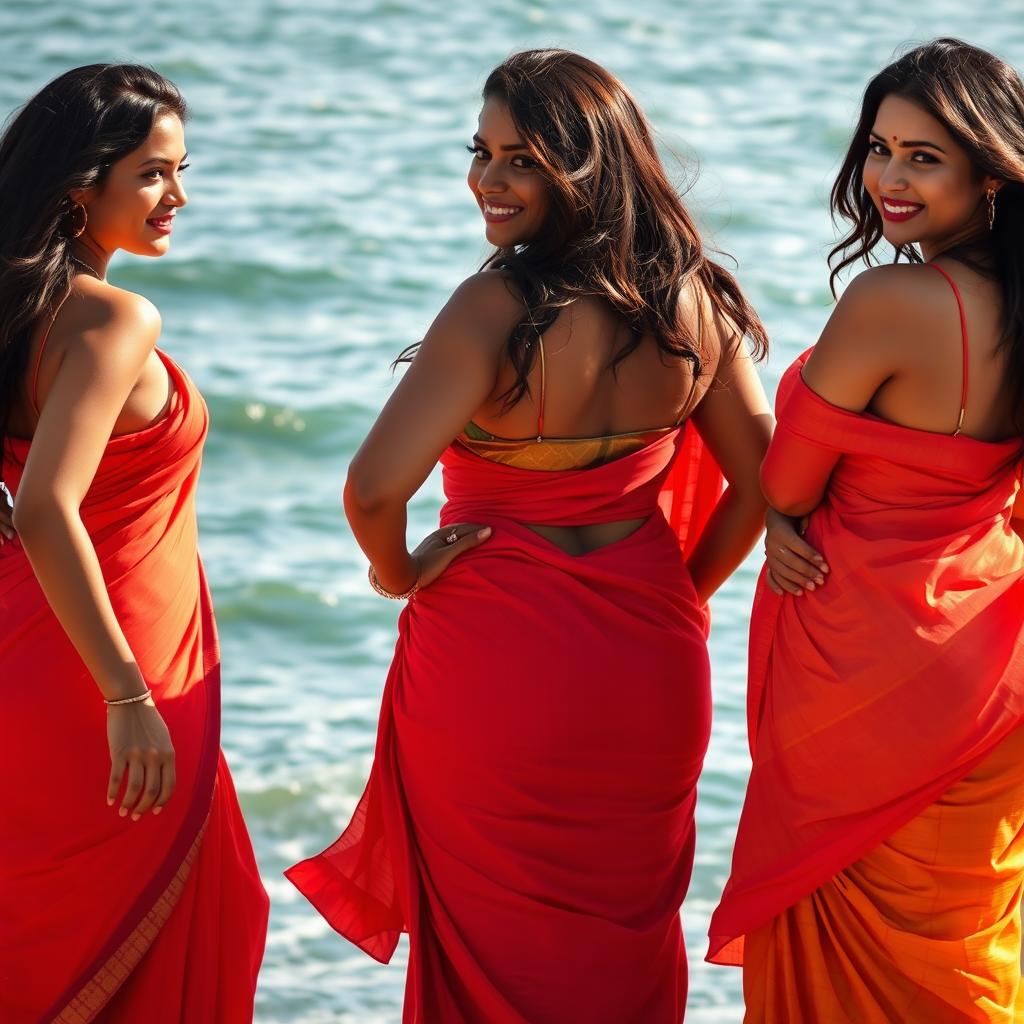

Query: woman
[709,39,1024,1022]
[287,50,771,1023]
[0,65,268,1022]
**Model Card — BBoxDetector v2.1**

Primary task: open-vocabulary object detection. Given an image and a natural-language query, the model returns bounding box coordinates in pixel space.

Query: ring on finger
[445,529,458,545]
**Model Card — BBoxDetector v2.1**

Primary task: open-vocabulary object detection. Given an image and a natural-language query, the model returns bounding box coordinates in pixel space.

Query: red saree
[0,352,268,1023]
[287,423,722,1023]
[708,353,1024,1018]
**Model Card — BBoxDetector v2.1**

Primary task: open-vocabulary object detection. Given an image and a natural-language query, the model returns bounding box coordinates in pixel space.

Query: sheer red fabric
[287,423,722,1023]
[0,353,268,1023]
[708,353,1024,970]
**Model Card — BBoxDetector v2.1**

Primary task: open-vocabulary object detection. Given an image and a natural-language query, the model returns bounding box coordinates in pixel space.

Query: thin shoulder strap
[30,292,72,417]
[928,263,969,436]
[535,335,546,442]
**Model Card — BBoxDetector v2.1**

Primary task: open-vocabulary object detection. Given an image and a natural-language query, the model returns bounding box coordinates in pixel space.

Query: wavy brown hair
[830,38,1024,431]
[403,49,768,406]
[0,64,187,458]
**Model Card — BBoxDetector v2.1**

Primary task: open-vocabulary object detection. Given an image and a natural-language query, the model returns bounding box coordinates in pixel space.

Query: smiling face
[73,111,188,260]
[467,97,550,247]
[862,94,1000,259]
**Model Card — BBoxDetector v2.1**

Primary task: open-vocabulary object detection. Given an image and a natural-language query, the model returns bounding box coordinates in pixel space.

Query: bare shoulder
[679,275,738,374]
[424,269,525,359]
[442,269,525,322]
[831,263,950,333]
[815,263,950,364]
[51,277,161,362]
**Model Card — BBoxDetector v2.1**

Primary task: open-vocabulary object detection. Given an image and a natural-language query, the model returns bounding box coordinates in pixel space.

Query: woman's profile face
[862,94,996,253]
[467,97,550,247]
[74,111,189,258]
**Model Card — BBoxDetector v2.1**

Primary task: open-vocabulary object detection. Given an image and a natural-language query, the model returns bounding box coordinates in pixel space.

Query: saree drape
[287,422,722,1023]
[708,353,1024,1021]
[0,352,268,1024]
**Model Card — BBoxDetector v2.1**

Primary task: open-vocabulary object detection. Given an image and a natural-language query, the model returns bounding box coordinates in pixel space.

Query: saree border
[43,566,222,1024]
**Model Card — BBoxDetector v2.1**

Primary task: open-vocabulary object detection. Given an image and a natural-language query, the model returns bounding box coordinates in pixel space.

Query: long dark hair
[830,38,1024,432]
[403,49,768,407]
[0,64,187,454]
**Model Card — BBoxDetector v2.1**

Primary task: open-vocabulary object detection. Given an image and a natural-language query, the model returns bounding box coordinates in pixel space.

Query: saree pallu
[708,353,1024,1022]
[288,423,722,1023]
[0,353,268,1023]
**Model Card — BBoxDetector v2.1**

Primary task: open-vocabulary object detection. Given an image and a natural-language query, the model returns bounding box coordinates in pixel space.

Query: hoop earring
[64,201,87,239]
[986,186,997,231]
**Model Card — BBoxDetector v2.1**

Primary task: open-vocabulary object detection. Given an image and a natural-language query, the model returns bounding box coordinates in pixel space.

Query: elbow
[762,487,819,518]
[11,491,74,540]
[760,462,818,518]
[343,459,402,519]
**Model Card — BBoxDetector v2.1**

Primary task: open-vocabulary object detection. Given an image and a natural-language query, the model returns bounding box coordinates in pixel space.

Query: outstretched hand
[412,522,492,590]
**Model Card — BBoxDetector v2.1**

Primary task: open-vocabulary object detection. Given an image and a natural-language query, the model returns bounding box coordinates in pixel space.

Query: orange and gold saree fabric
[709,352,1024,1022]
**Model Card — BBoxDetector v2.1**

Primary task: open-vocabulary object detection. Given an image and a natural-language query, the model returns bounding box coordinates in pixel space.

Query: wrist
[372,555,419,596]
[98,667,149,704]
[368,560,420,600]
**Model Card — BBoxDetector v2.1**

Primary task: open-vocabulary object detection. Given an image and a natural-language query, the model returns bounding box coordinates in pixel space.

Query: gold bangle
[368,565,419,600]
[104,689,152,706]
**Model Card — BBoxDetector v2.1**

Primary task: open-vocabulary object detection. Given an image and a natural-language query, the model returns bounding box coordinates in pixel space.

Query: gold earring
[64,201,87,239]
[986,186,997,231]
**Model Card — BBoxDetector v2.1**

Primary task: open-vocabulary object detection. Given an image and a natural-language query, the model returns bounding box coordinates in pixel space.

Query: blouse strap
[30,293,73,417]
[928,263,970,436]
[535,335,546,442]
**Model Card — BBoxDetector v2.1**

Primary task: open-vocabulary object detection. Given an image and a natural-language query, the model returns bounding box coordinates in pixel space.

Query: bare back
[469,288,724,555]
[879,262,1013,440]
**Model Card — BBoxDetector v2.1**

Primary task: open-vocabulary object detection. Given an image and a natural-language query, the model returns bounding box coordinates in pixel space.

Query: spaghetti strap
[535,335,546,442]
[30,295,72,417]
[928,263,969,436]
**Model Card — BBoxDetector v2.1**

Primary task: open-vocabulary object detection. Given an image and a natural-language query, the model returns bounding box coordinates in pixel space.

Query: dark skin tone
[346,99,772,605]
[765,94,1018,596]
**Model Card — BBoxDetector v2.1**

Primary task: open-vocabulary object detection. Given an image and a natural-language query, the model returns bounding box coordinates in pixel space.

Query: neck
[70,235,111,279]
[920,216,989,264]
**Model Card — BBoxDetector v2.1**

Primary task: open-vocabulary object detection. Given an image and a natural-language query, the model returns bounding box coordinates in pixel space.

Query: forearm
[15,504,147,701]
[344,488,418,594]
[685,486,767,606]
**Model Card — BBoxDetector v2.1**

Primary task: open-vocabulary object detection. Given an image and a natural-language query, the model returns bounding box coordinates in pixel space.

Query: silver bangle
[104,689,152,706]
[368,565,419,600]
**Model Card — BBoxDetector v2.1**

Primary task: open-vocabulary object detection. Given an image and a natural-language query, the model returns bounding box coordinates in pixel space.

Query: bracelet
[368,565,419,600]
[104,689,152,706]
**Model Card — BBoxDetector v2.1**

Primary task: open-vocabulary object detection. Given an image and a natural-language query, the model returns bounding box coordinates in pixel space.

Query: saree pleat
[288,422,722,1023]
[0,352,268,1024]
[708,352,1024,1021]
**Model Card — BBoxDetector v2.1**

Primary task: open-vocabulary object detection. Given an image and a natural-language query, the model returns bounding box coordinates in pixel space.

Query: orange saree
[708,352,1024,1022]
[0,352,268,1023]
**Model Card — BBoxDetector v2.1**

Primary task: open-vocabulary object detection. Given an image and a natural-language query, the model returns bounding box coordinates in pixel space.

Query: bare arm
[344,273,522,592]
[13,290,175,818]
[687,343,774,606]
[14,292,161,699]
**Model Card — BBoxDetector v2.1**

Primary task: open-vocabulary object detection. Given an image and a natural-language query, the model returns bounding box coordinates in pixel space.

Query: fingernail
[821,563,830,573]
[131,813,140,822]
[107,798,113,807]
[806,582,816,591]
[119,808,127,817]
[815,576,825,585]
[477,527,491,539]
[153,807,162,815]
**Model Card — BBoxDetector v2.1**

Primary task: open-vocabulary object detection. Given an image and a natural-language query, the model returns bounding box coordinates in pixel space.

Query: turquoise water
[3,3,1023,1020]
